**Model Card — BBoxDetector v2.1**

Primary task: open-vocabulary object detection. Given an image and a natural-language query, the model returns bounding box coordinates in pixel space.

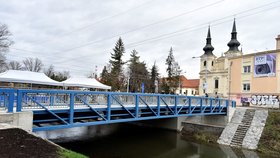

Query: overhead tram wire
[10,0,226,62]
[54,1,280,64]
[7,1,280,72]
[48,0,226,57]
[125,4,280,48]
[54,0,280,52]
[9,0,277,63]
[9,1,278,77]
[8,7,279,75]
[32,0,154,46]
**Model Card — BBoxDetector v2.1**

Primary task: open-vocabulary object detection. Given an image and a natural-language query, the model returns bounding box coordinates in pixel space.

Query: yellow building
[199,20,242,98]
[229,35,280,107]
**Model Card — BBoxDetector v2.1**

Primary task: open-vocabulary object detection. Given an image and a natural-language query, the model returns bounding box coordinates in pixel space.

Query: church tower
[224,19,242,57]
[199,26,216,94]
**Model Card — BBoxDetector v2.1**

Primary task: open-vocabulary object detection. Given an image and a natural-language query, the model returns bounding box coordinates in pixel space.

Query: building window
[192,90,194,95]
[243,83,250,91]
[203,61,207,67]
[212,61,214,66]
[243,65,251,73]
[215,79,219,89]
[185,90,188,94]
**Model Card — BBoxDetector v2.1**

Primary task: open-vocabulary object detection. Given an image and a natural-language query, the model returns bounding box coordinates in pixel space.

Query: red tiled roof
[180,75,199,88]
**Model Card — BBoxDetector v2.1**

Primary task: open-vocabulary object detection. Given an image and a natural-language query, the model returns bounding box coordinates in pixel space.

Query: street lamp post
[192,56,208,95]
[228,61,233,100]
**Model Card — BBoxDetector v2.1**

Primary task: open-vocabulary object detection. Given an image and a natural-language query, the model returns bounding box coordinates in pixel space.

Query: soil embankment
[0,128,59,158]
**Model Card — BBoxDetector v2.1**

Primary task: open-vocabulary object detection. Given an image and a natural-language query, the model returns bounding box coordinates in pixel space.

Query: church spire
[227,19,240,51]
[203,26,214,55]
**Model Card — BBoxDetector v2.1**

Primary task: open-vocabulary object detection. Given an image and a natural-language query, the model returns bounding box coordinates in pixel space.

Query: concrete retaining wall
[182,122,224,135]
[0,111,33,132]
[217,108,268,150]
[242,110,268,149]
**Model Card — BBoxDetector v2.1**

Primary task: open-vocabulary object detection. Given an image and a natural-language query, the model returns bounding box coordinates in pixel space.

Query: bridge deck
[0,89,235,131]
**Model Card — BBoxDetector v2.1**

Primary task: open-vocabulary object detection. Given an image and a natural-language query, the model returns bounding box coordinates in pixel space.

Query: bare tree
[22,57,43,72]
[0,23,13,72]
[44,64,55,77]
[0,52,6,72]
[6,60,22,70]
[0,23,13,53]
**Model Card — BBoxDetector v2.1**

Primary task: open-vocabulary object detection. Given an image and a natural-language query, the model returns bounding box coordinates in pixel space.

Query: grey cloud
[1,0,279,78]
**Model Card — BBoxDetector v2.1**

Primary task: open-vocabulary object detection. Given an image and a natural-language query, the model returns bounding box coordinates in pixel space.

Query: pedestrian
[205,93,208,105]
[215,92,219,104]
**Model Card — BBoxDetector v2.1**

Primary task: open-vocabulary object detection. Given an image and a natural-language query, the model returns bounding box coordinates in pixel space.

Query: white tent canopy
[0,70,62,86]
[62,77,111,90]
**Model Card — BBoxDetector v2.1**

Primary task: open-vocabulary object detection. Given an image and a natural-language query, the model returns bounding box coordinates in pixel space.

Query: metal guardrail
[0,88,236,131]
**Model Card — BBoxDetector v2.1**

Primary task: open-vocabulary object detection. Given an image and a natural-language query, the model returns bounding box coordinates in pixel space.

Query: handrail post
[174,96,178,115]
[200,98,203,113]
[135,94,139,118]
[107,93,111,121]
[188,97,191,114]
[218,99,221,112]
[157,95,160,116]
[69,93,74,124]
[16,90,22,112]
[210,98,213,114]
[7,90,15,113]
[226,100,229,108]
[50,94,54,106]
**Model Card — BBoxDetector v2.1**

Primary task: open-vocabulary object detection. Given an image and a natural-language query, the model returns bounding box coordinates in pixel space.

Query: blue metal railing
[0,88,236,131]
[0,88,16,113]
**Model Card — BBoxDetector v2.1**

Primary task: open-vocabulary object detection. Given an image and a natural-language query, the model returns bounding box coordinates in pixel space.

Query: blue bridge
[0,89,235,132]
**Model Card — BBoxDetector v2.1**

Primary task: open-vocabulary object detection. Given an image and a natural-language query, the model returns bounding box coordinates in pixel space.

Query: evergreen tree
[100,66,110,85]
[165,47,181,93]
[109,37,126,91]
[166,47,175,79]
[128,50,149,93]
[150,62,159,93]
[160,78,170,94]
[51,71,69,82]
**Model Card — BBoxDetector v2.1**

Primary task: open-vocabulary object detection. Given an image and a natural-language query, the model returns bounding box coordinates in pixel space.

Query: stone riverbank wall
[218,108,268,149]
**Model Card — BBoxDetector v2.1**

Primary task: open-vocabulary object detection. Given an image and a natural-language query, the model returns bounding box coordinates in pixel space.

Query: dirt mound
[0,128,59,158]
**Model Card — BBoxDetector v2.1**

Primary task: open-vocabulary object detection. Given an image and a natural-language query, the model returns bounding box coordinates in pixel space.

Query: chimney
[276,35,280,50]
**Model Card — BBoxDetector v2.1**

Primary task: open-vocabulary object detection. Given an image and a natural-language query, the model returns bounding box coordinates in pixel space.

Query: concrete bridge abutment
[0,111,33,132]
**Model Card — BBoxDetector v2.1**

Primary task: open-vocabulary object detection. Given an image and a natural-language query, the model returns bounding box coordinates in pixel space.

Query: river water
[58,124,269,158]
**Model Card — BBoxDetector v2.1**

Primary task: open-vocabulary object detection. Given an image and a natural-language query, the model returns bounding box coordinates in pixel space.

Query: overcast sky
[1,0,280,78]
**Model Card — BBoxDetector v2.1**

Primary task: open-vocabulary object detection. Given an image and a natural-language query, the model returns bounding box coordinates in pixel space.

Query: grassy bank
[181,130,220,144]
[257,110,280,156]
[59,148,89,158]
